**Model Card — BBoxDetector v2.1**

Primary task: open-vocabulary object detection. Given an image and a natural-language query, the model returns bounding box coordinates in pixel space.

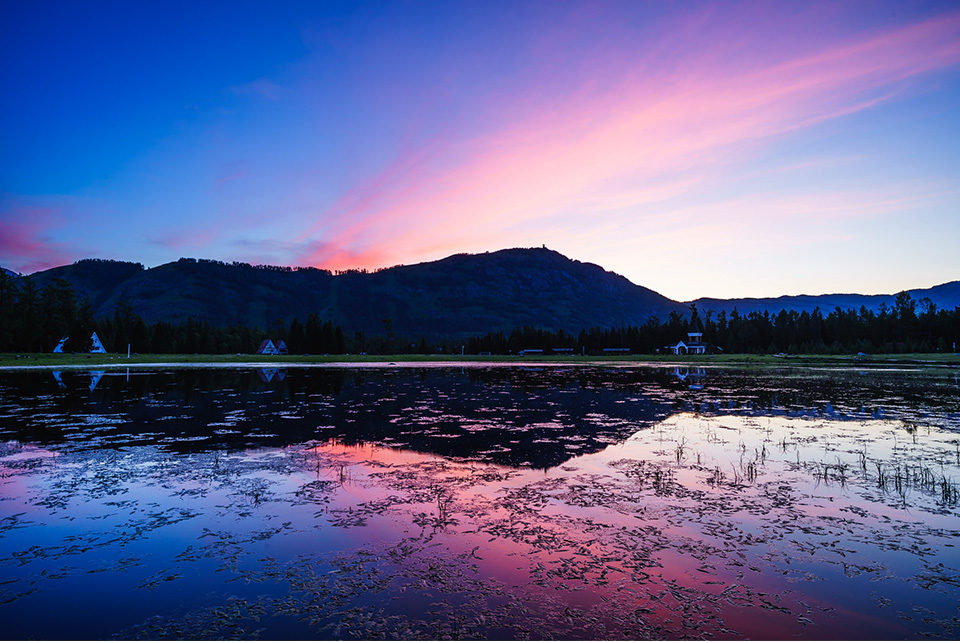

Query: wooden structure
[669,332,708,355]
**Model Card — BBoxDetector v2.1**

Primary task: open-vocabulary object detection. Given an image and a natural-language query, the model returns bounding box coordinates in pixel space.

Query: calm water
[1,364,958,639]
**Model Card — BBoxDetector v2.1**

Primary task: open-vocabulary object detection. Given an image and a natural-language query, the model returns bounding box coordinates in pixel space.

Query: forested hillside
[22,249,686,335]
[1,248,957,354]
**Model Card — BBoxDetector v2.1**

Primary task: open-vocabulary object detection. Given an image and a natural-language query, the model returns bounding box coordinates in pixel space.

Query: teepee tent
[90,332,106,353]
[53,332,107,353]
[257,339,278,355]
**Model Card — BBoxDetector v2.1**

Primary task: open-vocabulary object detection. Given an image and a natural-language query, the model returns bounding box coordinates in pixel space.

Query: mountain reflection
[0,365,955,470]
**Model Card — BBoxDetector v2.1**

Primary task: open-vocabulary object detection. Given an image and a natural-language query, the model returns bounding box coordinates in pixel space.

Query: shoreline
[2,352,958,370]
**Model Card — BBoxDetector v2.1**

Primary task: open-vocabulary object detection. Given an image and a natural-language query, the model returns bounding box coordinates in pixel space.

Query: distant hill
[26,249,687,337]
[22,249,960,336]
[689,281,960,317]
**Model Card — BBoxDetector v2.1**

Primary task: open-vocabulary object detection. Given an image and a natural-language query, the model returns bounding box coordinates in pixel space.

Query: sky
[2,0,959,301]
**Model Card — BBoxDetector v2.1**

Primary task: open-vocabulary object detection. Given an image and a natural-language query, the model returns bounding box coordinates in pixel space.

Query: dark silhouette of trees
[0,277,957,356]
[460,291,958,356]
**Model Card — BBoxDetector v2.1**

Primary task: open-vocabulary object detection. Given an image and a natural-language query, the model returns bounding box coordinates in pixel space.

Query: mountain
[26,248,687,337]
[22,249,960,336]
[689,281,960,317]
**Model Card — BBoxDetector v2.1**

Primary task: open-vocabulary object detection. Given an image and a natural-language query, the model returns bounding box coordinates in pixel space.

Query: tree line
[0,270,956,355]
[465,293,958,355]
[0,273,348,355]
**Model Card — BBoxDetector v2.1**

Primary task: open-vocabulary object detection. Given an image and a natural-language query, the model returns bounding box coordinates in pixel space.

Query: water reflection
[256,367,286,383]
[0,365,958,639]
[1,365,955,469]
[670,365,706,389]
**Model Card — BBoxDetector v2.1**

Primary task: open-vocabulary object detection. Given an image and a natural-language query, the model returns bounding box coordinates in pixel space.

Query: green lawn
[2,351,958,368]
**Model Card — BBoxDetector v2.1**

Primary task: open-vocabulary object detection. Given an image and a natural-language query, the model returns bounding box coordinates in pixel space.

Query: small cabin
[669,332,708,355]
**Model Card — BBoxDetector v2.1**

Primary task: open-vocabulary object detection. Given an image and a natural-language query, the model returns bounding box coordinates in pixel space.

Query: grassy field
[2,351,958,369]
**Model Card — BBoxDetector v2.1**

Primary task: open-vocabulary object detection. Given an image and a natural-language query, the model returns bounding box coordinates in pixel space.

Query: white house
[669,332,708,355]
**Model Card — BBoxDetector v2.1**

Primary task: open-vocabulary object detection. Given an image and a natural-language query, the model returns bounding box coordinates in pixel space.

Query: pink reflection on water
[3,414,957,639]
[281,414,960,638]
[0,442,61,501]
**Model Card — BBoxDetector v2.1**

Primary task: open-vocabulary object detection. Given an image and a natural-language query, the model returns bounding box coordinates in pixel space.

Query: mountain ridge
[10,248,959,336]
[688,281,960,317]
[19,248,686,337]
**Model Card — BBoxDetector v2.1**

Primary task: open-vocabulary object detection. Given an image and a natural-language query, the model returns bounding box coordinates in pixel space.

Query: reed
[941,476,959,504]
[675,438,687,465]
[875,462,887,489]
[744,460,758,483]
[834,459,848,486]
[437,493,450,523]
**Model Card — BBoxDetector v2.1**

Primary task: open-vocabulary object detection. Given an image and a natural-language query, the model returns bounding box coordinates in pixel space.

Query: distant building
[275,340,289,355]
[668,332,708,355]
[257,339,278,355]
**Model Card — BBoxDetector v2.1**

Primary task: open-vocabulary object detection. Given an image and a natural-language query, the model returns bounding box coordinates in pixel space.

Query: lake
[1,364,958,639]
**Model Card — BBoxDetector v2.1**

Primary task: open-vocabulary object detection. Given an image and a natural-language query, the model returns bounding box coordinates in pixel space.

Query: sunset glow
[2,1,958,300]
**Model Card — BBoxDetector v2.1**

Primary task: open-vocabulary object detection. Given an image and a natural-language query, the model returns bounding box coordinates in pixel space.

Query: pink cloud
[297,9,960,272]
[0,206,79,273]
[292,240,395,272]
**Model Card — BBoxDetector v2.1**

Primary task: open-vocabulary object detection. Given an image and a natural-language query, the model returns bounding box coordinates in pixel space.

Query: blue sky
[2,0,959,300]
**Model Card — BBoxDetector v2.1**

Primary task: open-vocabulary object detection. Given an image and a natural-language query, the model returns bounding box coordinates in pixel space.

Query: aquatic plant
[744,459,758,483]
[875,462,888,489]
[437,493,450,524]
[941,476,959,504]
[730,463,741,486]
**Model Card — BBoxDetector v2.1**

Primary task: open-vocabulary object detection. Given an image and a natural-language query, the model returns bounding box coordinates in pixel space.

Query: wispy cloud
[296,9,960,272]
[214,162,249,192]
[0,205,79,273]
[4,3,958,297]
